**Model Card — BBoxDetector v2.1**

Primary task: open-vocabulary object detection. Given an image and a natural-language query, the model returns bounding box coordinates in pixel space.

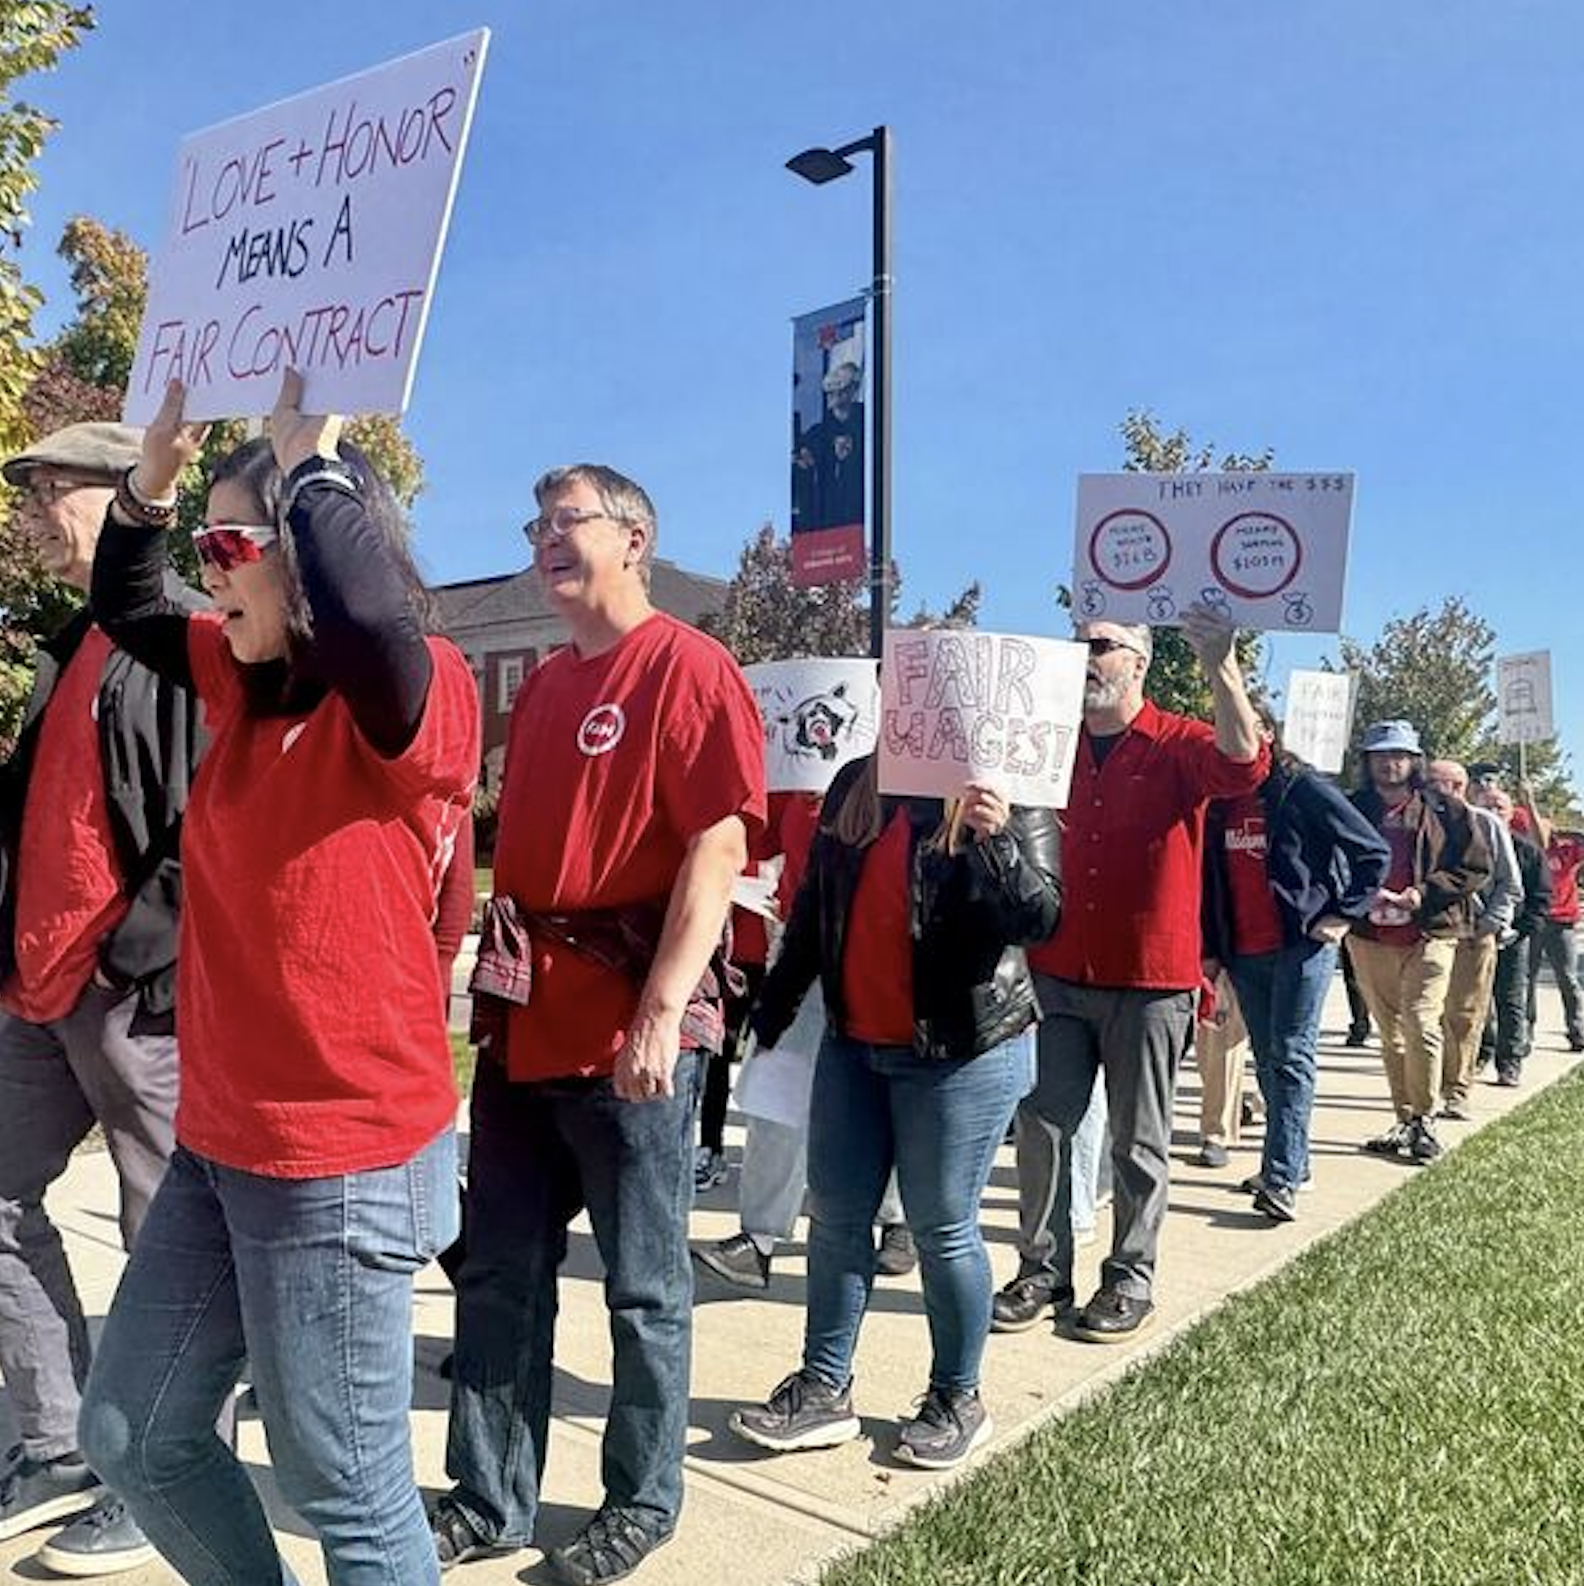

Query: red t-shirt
[1030,701,1268,989]
[777,792,822,915]
[841,809,915,1046]
[1360,801,1421,946]
[1,627,129,1023]
[493,613,766,1081]
[1221,793,1285,957]
[1546,834,1584,924]
[732,790,825,966]
[176,618,479,1177]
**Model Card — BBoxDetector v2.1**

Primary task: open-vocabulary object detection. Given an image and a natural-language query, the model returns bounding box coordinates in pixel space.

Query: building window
[499,657,525,713]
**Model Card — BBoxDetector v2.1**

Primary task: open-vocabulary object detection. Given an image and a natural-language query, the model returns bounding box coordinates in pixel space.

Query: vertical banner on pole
[1497,651,1554,745]
[790,296,867,586]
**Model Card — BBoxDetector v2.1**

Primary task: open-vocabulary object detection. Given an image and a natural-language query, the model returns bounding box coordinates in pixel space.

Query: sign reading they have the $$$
[1073,472,1354,632]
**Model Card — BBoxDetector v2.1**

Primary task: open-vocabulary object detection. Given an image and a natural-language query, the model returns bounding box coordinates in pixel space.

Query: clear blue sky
[18,1,1583,769]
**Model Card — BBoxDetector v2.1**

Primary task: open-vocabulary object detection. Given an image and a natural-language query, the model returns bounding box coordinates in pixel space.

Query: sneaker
[1407,1115,1443,1164]
[432,1495,516,1573]
[548,1506,673,1586]
[0,1446,100,1543]
[1195,1141,1230,1168]
[1344,1024,1371,1047]
[691,1232,771,1291]
[729,1369,860,1453]
[875,1223,917,1278]
[1496,1065,1522,1088]
[1240,1172,1315,1195]
[893,1385,991,1470]
[1363,1121,1412,1156]
[35,1493,155,1576]
[1569,1036,1584,1054]
[1070,1287,1154,1344]
[1437,1096,1472,1121]
[990,1272,1073,1334]
[1252,1183,1297,1223]
[693,1147,728,1194]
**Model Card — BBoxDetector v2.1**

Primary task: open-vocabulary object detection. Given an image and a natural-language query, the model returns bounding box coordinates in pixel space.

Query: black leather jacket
[752,757,1062,1061]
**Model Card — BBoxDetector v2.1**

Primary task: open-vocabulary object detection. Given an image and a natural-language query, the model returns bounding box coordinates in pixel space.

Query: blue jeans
[79,1131,458,1586]
[445,1051,699,1546]
[1229,940,1336,1193]
[803,1029,1029,1394]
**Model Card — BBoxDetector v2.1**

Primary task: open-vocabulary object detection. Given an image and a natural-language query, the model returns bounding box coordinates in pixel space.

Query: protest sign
[877,629,1088,808]
[125,29,488,423]
[1497,651,1554,745]
[1282,668,1357,774]
[745,657,879,793]
[1073,472,1354,632]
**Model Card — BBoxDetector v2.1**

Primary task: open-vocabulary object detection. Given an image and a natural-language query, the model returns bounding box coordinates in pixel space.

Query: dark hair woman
[78,375,479,1585]
[728,754,1060,1469]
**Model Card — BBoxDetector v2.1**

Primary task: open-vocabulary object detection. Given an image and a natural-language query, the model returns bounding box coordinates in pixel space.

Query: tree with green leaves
[700,522,980,665]
[0,1,94,455]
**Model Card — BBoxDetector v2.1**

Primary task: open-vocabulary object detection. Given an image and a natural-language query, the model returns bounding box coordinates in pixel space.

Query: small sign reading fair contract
[1073,472,1354,633]
[125,29,488,423]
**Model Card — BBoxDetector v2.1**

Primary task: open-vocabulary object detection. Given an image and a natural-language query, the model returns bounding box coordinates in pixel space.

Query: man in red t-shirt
[0,423,205,1573]
[993,605,1266,1345]
[435,465,765,1584]
[1517,781,1584,1052]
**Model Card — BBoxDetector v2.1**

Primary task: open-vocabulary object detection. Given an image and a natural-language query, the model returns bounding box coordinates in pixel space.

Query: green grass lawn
[824,1068,1584,1586]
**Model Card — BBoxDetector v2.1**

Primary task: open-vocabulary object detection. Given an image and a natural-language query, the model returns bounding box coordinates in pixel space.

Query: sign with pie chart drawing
[1073,472,1353,632]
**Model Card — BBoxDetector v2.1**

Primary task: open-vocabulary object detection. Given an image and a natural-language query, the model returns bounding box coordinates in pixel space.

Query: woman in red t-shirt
[728,754,1060,1470]
[78,376,479,1586]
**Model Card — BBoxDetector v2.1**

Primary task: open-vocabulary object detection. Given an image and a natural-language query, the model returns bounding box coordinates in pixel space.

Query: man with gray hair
[1424,758,1520,1120]
[0,423,204,1574]
[435,464,766,1583]
[993,607,1266,1343]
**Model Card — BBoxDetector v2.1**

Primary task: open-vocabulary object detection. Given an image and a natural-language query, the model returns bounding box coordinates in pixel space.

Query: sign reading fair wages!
[1073,472,1354,632]
[878,630,1088,809]
[1497,651,1554,745]
[744,657,879,794]
[124,29,489,424]
[1283,668,1357,775]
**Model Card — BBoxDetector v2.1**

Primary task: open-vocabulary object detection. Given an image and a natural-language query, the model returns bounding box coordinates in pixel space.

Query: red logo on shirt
[577,703,626,757]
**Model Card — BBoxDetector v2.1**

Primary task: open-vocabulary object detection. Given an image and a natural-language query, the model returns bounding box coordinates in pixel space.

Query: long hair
[208,436,436,714]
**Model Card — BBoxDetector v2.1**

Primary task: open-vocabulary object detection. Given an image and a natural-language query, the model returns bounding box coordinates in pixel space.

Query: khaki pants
[1197,974,1249,1146]
[1440,934,1498,1106]
[1346,935,1458,1120]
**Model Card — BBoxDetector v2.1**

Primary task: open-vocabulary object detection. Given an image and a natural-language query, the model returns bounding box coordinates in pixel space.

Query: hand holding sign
[134,380,211,504]
[1181,600,1237,669]
[270,367,342,473]
[958,782,1011,839]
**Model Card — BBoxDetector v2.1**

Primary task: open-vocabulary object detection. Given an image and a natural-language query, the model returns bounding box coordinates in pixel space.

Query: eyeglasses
[522,506,622,548]
[21,474,105,506]
[192,524,279,572]
[1086,637,1141,658]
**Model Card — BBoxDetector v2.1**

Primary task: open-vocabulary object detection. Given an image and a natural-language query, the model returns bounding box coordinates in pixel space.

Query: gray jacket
[1469,804,1522,942]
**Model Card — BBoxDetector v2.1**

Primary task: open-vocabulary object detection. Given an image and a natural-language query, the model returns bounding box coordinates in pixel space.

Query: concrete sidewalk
[3,979,1578,1585]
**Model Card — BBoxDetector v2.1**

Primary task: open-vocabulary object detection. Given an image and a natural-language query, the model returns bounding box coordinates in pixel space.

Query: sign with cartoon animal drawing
[745,658,879,792]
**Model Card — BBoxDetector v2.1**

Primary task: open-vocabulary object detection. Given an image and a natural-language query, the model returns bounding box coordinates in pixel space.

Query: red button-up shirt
[1029,698,1268,990]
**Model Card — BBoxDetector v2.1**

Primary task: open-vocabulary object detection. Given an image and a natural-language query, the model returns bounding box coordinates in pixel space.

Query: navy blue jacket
[1203,760,1391,962]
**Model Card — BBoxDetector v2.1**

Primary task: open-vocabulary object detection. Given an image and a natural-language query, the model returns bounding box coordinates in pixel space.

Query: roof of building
[431,558,729,639]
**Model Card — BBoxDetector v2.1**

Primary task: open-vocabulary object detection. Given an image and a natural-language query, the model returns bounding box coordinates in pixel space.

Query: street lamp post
[787,126,892,661]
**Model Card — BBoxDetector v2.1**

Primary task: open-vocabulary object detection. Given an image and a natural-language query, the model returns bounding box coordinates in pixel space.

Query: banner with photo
[877,629,1088,808]
[745,657,879,792]
[790,296,867,586]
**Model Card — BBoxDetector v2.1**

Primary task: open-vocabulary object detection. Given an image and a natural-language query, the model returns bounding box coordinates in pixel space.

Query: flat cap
[2,422,144,487]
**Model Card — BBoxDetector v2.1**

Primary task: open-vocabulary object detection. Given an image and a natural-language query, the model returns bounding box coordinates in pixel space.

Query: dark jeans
[1483,936,1532,1069]
[1527,921,1584,1044]
[1229,941,1336,1193]
[81,1132,458,1586]
[0,987,177,1462]
[445,1050,699,1546]
[699,964,764,1155]
[1014,977,1195,1301]
[802,1029,1029,1394]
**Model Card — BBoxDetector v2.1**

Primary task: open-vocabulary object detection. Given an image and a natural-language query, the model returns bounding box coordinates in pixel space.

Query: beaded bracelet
[114,467,179,530]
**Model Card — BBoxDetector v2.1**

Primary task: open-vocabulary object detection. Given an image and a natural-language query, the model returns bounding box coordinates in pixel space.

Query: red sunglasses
[192,524,279,572]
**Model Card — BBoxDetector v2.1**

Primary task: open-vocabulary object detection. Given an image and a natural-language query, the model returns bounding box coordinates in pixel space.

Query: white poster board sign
[125,29,489,423]
[1497,651,1554,745]
[745,658,879,793]
[1073,472,1354,633]
[1282,668,1357,774]
[878,630,1088,808]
